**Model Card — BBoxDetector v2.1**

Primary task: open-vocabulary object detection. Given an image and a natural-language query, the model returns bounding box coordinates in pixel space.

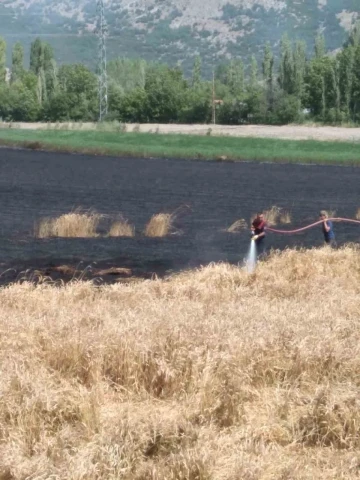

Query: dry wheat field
[0,246,360,479]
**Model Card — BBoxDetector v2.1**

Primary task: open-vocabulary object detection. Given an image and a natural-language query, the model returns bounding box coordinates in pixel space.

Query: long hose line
[266,217,360,235]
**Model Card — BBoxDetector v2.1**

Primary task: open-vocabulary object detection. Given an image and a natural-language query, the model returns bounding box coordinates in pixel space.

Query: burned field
[0,148,359,285]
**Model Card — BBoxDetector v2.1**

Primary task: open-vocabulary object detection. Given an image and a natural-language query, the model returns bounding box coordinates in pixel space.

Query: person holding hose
[320,210,336,247]
[251,212,267,257]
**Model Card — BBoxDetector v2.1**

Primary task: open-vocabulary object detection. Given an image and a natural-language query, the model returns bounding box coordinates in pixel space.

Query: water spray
[245,232,259,273]
[246,237,257,273]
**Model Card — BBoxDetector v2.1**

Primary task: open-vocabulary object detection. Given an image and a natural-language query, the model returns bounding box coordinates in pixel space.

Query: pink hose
[266,218,360,235]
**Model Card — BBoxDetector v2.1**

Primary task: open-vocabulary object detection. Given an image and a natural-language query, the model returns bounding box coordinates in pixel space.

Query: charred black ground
[0,148,358,285]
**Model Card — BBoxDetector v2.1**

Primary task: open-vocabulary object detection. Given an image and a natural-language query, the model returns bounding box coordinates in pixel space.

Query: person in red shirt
[251,212,267,256]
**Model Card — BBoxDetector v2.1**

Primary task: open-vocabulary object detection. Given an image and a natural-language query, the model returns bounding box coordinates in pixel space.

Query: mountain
[1,0,358,75]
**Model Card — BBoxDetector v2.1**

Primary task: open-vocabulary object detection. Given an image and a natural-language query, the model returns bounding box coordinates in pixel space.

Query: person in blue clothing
[320,210,336,247]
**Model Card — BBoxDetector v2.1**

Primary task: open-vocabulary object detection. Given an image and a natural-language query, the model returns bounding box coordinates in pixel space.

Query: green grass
[0,128,360,165]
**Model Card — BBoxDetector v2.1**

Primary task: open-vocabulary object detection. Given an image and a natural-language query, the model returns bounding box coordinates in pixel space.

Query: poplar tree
[30,39,56,102]
[279,34,294,94]
[262,42,274,88]
[233,59,244,98]
[192,55,202,87]
[246,55,263,122]
[262,42,274,113]
[351,45,360,119]
[0,37,6,84]
[314,34,326,58]
[30,38,43,75]
[321,75,326,119]
[49,58,59,94]
[11,43,24,83]
[250,55,258,86]
[338,46,354,119]
[227,59,235,90]
[293,40,306,100]
[331,60,341,120]
[346,21,360,47]
[227,59,244,97]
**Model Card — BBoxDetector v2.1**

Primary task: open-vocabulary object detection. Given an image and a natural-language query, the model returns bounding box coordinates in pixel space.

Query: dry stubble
[108,218,135,237]
[227,219,248,232]
[35,211,101,238]
[144,213,174,237]
[0,247,360,479]
[258,206,291,226]
[280,210,292,224]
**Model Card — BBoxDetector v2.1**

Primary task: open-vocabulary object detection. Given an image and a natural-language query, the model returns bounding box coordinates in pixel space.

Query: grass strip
[0,128,360,165]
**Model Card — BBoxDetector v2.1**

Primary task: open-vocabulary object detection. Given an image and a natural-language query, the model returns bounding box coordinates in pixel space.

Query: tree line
[1,24,360,125]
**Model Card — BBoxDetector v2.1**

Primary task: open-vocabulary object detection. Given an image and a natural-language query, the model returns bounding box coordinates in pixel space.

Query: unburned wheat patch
[0,247,360,478]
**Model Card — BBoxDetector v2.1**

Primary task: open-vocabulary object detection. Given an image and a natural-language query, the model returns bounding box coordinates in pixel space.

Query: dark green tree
[262,43,274,86]
[58,64,97,98]
[215,64,229,84]
[246,55,266,123]
[262,42,274,116]
[330,59,341,122]
[30,39,56,102]
[351,45,360,120]
[182,82,212,123]
[11,43,24,84]
[30,38,43,75]
[305,56,335,119]
[272,91,301,124]
[0,82,40,121]
[0,37,6,84]
[345,21,360,48]
[250,55,258,86]
[144,65,188,122]
[21,71,38,95]
[279,34,295,94]
[112,87,148,123]
[227,59,244,98]
[45,64,98,120]
[192,56,202,87]
[338,45,355,119]
[107,58,146,92]
[314,34,326,59]
[293,40,307,100]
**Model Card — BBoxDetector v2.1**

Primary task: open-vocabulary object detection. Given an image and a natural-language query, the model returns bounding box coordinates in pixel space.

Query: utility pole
[212,71,216,125]
[211,71,223,125]
[96,0,108,121]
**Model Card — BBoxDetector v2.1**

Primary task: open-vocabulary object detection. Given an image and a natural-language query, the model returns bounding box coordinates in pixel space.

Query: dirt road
[2,122,360,142]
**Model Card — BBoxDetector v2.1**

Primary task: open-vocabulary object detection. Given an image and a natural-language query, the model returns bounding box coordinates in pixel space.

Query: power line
[1,33,127,39]
[96,0,108,121]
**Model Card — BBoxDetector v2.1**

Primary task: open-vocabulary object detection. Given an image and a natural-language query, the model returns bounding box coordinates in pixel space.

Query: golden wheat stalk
[108,218,135,237]
[144,213,174,237]
[35,209,101,238]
